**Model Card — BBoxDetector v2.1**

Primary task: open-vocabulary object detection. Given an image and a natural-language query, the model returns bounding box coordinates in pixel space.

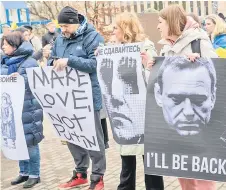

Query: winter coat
[159,28,217,58]
[1,41,44,147]
[48,14,104,111]
[213,33,226,58]
[42,31,58,47]
[118,39,157,156]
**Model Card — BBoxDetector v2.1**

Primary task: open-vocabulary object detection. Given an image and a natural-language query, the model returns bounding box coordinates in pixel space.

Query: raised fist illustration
[100,58,113,94]
[117,56,139,94]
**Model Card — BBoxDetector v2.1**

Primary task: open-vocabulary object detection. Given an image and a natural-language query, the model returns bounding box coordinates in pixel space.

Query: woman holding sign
[1,31,44,188]
[157,4,217,190]
[111,12,164,190]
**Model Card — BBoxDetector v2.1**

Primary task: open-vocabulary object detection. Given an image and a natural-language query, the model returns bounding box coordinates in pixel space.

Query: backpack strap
[191,39,201,56]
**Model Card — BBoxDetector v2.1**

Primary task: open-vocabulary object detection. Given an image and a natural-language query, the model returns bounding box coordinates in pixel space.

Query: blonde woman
[157,4,217,190]
[110,12,164,190]
[205,14,226,58]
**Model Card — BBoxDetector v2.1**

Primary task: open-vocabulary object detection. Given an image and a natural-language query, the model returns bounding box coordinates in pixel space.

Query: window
[159,1,163,10]
[182,1,186,10]
[205,1,208,15]
[197,1,201,16]
[147,1,151,8]
[127,1,131,12]
[141,1,144,12]
[134,1,137,12]
[154,1,158,10]
[190,1,194,12]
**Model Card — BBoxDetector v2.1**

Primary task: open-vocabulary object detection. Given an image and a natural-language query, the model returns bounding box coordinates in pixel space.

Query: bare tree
[85,1,119,41]
[27,1,119,40]
[27,1,85,20]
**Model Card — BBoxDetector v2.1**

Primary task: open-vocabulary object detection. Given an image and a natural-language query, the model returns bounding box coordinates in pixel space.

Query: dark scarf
[2,56,26,75]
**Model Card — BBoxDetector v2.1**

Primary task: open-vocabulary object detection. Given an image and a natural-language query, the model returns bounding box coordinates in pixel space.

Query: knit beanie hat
[58,6,79,24]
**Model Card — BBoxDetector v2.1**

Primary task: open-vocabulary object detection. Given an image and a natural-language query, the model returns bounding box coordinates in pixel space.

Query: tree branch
[43,1,55,19]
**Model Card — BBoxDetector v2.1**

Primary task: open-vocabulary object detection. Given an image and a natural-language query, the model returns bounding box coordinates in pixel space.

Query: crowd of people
[1,3,226,190]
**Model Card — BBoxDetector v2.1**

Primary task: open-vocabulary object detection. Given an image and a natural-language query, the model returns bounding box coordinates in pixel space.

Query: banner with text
[97,43,146,145]
[0,75,29,160]
[26,67,99,151]
[144,57,226,182]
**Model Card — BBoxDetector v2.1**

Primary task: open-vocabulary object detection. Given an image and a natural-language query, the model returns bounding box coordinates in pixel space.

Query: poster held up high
[97,43,146,145]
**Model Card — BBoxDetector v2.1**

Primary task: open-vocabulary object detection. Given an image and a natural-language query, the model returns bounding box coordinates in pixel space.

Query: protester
[0,24,12,56]
[109,11,164,190]
[1,24,11,36]
[14,27,31,41]
[157,4,218,190]
[23,25,42,54]
[42,22,58,47]
[1,31,44,188]
[47,6,106,190]
[15,26,51,64]
[205,14,226,58]
[0,24,11,48]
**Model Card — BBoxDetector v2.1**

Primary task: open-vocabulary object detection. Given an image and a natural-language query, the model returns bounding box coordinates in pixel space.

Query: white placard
[26,66,99,151]
[1,75,29,160]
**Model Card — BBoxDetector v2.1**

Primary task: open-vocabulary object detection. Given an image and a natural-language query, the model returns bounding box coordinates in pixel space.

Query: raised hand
[100,58,113,94]
[117,56,139,94]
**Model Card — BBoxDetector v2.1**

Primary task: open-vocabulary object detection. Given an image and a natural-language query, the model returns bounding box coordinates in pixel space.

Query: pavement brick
[1,119,225,189]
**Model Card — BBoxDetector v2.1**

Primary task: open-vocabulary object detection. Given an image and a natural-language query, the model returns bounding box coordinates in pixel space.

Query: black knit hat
[23,25,33,31]
[58,6,79,24]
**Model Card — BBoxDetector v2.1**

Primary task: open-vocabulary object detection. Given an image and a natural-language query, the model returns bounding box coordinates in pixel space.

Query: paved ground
[1,118,225,190]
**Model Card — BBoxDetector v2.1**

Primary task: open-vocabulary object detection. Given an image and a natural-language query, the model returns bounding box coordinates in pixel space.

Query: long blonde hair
[115,12,146,43]
[206,14,226,40]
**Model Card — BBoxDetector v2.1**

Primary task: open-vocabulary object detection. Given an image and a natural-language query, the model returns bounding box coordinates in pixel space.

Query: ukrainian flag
[213,34,226,58]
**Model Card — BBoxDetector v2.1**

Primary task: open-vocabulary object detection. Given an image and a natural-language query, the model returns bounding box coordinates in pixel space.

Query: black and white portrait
[154,56,217,136]
[98,55,146,145]
[144,57,226,182]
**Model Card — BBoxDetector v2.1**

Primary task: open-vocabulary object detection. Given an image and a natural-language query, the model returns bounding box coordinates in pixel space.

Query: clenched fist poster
[97,43,146,145]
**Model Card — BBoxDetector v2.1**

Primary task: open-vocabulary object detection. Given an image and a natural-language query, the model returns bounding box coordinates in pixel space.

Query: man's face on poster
[154,66,216,136]
[99,57,145,142]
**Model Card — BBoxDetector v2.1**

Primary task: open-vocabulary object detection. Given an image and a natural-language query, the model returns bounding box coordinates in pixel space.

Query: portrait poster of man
[97,43,146,145]
[144,56,226,182]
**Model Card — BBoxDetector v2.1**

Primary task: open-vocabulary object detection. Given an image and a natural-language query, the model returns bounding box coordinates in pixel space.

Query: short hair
[157,56,217,94]
[159,4,187,36]
[14,27,28,34]
[23,25,33,31]
[2,31,24,49]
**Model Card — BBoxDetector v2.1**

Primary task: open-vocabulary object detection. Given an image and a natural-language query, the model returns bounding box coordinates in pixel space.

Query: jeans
[19,144,40,178]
